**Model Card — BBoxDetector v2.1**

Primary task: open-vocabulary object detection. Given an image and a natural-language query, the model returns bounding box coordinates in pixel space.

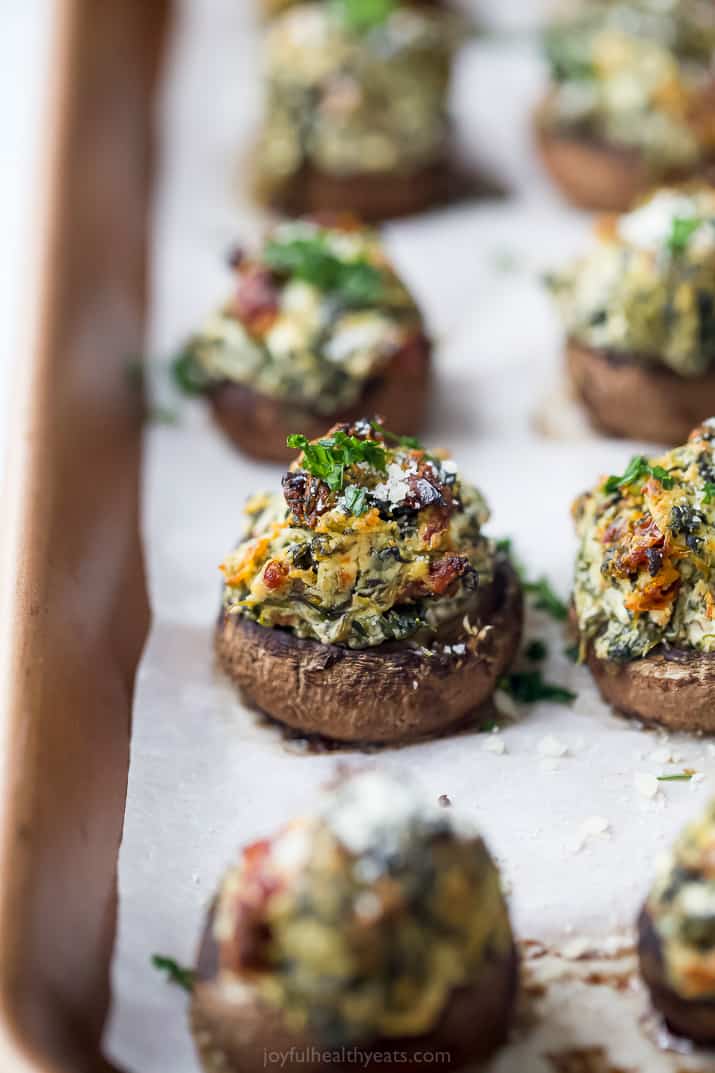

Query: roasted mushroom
[639,798,715,1044]
[572,420,715,731]
[216,419,522,743]
[551,186,715,444]
[536,1,715,211]
[173,220,431,462]
[253,1,460,221]
[191,770,518,1073]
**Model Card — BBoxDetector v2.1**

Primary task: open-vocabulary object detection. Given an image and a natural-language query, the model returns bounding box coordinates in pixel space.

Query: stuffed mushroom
[572,420,715,731]
[551,185,715,444]
[216,419,522,743]
[537,0,715,211]
[639,798,715,1044]
[253,0,459,221]
[173,220,431,462]
[191,770,518,1073]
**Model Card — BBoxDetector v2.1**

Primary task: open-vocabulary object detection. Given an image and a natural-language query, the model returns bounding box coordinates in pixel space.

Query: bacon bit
[263,559,289,590]
[624,562,680,613]
[421,504,452,547]
[282,471,331,528]
[428,556,470,596]
[220,839,279,973]
[234,265,279,336]
[604,513,665,579]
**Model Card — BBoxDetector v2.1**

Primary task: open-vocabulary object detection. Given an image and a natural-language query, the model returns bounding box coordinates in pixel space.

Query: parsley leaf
[703,482,715,504]
[603,456,675,494]
[495,537,512,555]
[523,577,569,621]
[667,217,701,256]
[330,0,396,31]
[656,772,694,783]
[343,485,368,516]
[172,348,211,396]
[499,671,576,705]
[152,954,195,992]
[287,430,387,493]
[525,639,548,662]
[264,235,385,307]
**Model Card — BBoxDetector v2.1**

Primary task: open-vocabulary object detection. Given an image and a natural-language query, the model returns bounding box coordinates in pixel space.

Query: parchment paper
[105,3,715,1070]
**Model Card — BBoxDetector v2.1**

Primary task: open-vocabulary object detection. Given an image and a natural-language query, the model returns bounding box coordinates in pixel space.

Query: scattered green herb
[264,235,385,307]
[523,577,569,622]
[343,485,368,516]
[330,0,396,31]
[495,537,512,555]
[667,217,701,256]
[370,420,422,450]
[656,771,695,783]
[603,455,675,494]
[525,639,548,662]
[499,671,576,705]
[172,348,212,396]
[703,482,715,504]
[151,955,195,992]
[287,430,387,492]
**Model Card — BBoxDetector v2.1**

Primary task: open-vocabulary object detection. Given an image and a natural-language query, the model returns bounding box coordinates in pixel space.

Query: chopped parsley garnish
[656,772,694,783]
[264,235,385,307]
[667,217,702,256]
[499,671,576,705]
[330,0,396,32]
[370,420,422,450]
[343,485,368,516]
[703,482,715,504]
[523,577,568,622]
[603,456,675,494]
[495,537,512,555]
[172,348,212,396]
[287,430,387,492]
[151,954,195,992]
[525,639,548,662]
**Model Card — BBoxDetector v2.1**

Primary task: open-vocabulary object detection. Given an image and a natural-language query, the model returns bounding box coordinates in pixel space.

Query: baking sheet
[105,2,715,1071]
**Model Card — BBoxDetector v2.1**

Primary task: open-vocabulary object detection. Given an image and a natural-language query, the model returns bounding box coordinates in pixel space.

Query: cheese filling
[573,420,715,662]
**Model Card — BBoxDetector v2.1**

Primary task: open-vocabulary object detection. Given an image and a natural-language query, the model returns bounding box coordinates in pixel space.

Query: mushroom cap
[586,642,715,733]
[216,559,522,744]
[567,339,715,446]
[209,331,431,462]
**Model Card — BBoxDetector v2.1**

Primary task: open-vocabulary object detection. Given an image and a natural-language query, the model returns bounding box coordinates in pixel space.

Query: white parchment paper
[105,3,715,1070]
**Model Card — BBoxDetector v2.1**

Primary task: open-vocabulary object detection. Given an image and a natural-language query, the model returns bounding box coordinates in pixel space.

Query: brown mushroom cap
[638,905,715,1045]
[585,641,715,733]
[191,903,519,1073]
[258,155,454,224]
[567,338,715,446]
[208,332,431,463]
[216,559,523,744]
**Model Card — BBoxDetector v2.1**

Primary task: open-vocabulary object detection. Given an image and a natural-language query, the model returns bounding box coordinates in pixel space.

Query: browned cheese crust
[566,338,715,446]
[191,905,519,1073]
[585,641,715,733]
[208,332,431,463]
[216,559,523,744]
[638,905,715,1045]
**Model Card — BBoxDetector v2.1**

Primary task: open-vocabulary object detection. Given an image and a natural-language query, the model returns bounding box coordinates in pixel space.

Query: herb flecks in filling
[647,799,715,1001]
[174,220,424,415]
[220,420,493,649]
[551,187,715,377]
[573,419,715,662]
[212,772,513,1045]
